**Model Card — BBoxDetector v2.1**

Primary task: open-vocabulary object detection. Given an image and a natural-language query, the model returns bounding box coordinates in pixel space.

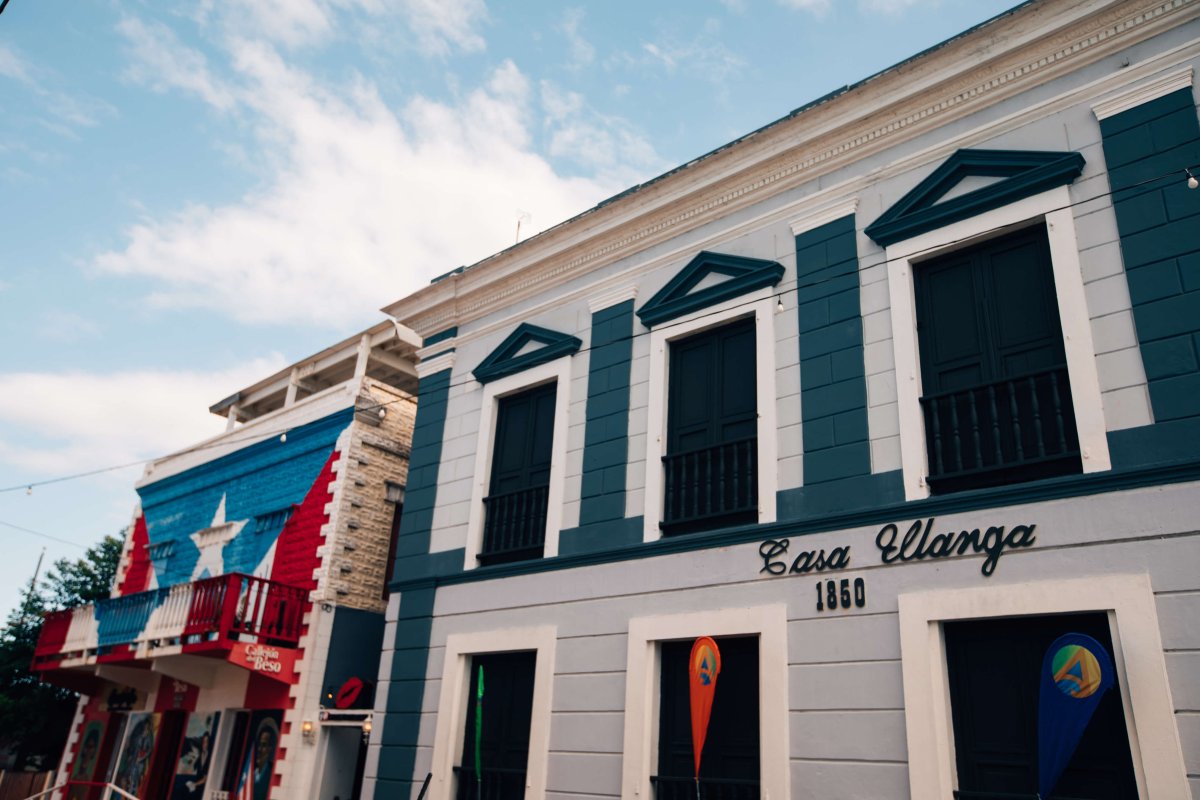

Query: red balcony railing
[32,609,73,667]
[184,573,307,647]
[32,573,307,669]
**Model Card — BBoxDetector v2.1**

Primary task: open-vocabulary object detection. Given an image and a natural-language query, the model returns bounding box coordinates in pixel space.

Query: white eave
[379,0,1199,337]
[209,319,420,423]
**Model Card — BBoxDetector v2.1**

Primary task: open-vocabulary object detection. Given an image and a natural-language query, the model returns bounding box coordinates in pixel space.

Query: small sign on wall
[228,642,299,683]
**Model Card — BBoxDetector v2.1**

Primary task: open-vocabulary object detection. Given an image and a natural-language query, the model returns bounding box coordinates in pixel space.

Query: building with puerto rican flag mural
[361,1,1200,799]
[31,320,420,800]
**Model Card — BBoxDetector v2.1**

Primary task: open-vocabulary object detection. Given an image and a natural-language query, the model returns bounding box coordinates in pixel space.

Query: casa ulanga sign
[758,517,1038,612]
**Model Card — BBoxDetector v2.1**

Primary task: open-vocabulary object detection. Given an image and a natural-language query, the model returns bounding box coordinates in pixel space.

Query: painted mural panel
[113,712,159,797]
[66,720,107,800]
[135,410,352,588]
[170,712,220,800]
[233,710,282,800]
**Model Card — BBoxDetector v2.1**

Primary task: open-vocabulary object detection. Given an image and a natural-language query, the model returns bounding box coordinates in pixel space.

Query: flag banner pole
[688,637,722,800]
[1036,633,1115,798]
[474,664,485,800]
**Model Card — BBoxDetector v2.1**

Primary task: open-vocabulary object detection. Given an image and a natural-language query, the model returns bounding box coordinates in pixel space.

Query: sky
[0,0,1020,617]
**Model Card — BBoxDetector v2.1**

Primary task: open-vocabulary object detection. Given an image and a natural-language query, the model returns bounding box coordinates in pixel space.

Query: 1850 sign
[759,517,1037,612]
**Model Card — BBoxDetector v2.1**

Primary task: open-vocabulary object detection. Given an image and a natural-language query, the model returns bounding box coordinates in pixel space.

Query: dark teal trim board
[423,326,458,347]
[577,300,635,533]
[472,323,582,384]
[1099,87,1200,423]
[793,214,872,494]
[637,251,784,327]
[865,149,1085,247]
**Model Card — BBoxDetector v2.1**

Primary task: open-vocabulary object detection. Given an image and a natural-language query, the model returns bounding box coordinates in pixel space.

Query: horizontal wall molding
[390,456,1200,592]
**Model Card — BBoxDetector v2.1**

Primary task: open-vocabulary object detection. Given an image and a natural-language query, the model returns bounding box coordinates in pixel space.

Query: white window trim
[898,573,1189,799]
[620,604,789,800]
[642,292,779,541]
[427,626,557,800]
[464,358,573,569]
[884,185,1111,501]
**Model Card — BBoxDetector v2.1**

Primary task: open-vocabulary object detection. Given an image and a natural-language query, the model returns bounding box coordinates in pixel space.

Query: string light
[280,432,288,443]
[1186,168,1198,190]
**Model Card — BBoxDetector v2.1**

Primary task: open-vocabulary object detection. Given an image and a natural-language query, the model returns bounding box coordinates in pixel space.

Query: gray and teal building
[375,1,1200,798]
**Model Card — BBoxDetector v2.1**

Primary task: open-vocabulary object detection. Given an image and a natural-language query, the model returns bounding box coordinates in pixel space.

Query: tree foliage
[0,533,124,770]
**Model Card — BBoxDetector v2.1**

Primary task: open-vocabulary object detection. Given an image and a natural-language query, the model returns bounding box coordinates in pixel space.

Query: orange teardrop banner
[688,636,722,779]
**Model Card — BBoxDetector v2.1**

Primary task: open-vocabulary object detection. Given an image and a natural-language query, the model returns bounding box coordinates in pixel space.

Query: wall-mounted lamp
[301,719,315,744]
[361,718,373,741]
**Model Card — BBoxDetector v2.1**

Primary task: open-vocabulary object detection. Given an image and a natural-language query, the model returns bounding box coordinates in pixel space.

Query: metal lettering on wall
[875,517,1036,576]
[758,517,1037,611]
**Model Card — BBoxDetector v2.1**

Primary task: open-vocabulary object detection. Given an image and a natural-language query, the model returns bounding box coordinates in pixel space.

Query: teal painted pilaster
[560,300,642,554]
[1100,87,1200,424]
[796,215,871,485]
[374,366,461,797]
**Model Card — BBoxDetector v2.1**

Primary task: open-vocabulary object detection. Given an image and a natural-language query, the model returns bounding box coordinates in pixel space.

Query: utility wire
[2,161,1196,496]
[0,519,88,549]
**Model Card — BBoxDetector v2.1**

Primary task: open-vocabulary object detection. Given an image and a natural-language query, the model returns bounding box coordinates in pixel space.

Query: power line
[2,161,1196,495]
[0,519,88,550]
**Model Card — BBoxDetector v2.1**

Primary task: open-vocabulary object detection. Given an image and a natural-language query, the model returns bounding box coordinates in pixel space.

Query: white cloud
[629,22,744,97]
[860,0,927,13]
[38,310,102,343]
[191,0,486,54]
[559,8,595,69]
[401,0,488,56]
[0,356,288,475]
[776,0,832,14]
[95,49,628,327]
[0,43,112,131]
[540,81,663,184]
[117,17,236,111]
[0,43,33,84]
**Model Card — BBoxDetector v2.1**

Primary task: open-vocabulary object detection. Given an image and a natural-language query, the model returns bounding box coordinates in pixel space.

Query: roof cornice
[384,0,1200,337]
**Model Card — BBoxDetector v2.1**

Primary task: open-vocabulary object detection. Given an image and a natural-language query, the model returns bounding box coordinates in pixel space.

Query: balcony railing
[650,775,760,800]
[480,485,549,565]
[452,766,527,800]
[662,437,758,534]
[920,366,1081,492]
[185,572,307,646]
[32,573,307,670]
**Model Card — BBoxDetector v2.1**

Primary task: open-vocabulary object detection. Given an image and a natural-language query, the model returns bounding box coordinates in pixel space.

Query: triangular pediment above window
[864,149,1085,247]
[636,251,785,327]
[472,323,582,384]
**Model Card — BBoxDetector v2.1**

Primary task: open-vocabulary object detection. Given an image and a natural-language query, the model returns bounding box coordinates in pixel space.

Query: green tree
[0,533,124,771]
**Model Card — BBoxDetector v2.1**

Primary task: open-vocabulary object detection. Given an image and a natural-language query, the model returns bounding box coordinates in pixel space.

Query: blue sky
[0,0,1018,615]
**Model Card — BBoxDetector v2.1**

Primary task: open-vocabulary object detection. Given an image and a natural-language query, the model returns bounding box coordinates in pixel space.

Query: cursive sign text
[875,518,1035,576]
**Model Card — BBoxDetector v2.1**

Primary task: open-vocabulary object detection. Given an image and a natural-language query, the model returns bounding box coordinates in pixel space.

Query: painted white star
[189,494,248,581]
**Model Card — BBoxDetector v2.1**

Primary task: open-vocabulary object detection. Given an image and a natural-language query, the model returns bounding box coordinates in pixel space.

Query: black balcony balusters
[920,366,1081,492]
[662,437,758,535]
[479,484,549,565]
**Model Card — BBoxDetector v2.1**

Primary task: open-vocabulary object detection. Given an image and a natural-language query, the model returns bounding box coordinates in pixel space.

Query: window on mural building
[914,224,1081,493]
[479,382,556,565]
[663,318,758,535]
[455,651,536,800]
[653,636,760,799]
[944,613,1137,799]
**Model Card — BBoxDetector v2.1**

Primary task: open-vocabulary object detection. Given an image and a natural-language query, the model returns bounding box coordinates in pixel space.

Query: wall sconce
[301,719,315,744]
[361,718,373,742]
